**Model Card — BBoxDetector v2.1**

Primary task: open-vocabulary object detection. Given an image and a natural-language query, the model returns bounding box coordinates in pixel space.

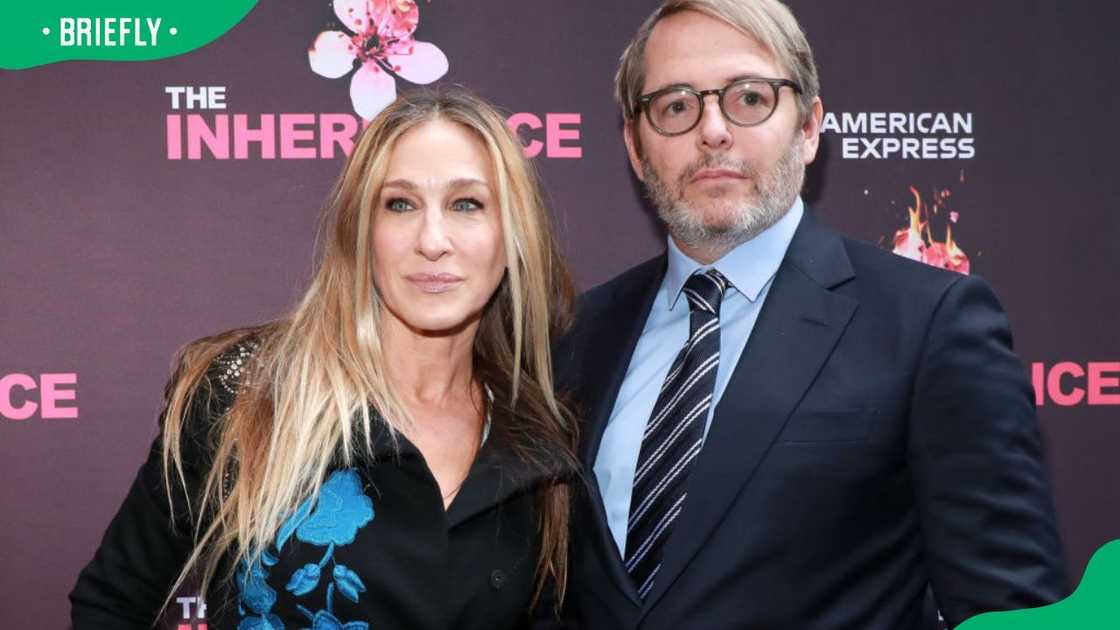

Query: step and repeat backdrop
[2,1,1117,627]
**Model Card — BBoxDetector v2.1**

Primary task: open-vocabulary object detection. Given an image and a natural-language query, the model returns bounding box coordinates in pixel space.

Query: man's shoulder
[577,253,665,314]
[830,229,966,299]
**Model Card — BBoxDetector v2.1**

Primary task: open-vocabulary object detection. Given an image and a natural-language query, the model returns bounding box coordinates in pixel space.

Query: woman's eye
[451,198,483,212]
[385,197,414,212]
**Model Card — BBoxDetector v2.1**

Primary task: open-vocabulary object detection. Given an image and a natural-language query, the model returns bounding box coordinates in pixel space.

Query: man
[551,1,1067,628]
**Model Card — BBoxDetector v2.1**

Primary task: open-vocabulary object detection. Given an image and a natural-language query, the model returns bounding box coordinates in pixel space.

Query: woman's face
[371,119,507,336]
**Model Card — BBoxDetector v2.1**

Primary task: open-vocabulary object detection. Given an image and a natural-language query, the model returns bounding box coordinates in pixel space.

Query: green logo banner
[960,539,1120,629]
[0,0,258,70]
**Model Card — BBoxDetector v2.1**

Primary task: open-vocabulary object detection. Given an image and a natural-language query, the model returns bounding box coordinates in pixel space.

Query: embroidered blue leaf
[317,542,336,568]
[236,561,277,615]
[261,550,279,567]
[332,564,366,603]
[285,562,322,596]
[277,495,314,552]
[296,469,375,547]
[238,613,285,630]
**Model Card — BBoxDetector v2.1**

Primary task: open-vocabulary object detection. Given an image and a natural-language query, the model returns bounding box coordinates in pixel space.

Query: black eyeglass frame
[635,77,803,137]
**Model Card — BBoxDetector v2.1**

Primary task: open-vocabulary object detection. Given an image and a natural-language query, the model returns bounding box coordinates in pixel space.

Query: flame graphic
[891,186,970,275]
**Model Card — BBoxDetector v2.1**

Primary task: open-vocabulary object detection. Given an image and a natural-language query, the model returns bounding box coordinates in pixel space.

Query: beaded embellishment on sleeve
[211,338,259,501]
[215,338,261,396]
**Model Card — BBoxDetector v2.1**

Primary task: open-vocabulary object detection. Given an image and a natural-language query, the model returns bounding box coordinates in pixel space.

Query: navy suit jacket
[551,212,1066,629]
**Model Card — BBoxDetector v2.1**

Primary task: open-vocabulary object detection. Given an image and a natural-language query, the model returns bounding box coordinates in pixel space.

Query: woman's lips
[407,273,463,293]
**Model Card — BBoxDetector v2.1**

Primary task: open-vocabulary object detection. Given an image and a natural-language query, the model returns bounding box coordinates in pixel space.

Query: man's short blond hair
[615,0,819,124]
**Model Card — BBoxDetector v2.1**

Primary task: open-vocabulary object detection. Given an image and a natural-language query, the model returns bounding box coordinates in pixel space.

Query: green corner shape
[958,539,1120,629]
[1,1,258,70]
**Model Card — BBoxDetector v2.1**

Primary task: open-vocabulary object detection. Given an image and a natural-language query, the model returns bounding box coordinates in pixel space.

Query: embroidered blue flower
[237,560,278,616]
[297,584,369,630]
[332,564,367,603]
[279,469,375,548]
[287,562,323,596]
[238,613,285,630]
[298,470,375,545]
[276,497,313,552]
[305,609,368,630]
[286,542,337,596]
[239,468,375,630]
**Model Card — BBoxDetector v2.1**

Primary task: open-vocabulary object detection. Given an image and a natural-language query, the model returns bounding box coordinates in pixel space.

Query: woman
[70,89,578,630]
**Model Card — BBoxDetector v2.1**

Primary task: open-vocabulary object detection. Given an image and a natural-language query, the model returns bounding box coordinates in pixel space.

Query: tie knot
[682,268,728,315]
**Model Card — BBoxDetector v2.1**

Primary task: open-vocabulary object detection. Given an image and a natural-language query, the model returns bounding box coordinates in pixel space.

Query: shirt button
[490,569,507,590]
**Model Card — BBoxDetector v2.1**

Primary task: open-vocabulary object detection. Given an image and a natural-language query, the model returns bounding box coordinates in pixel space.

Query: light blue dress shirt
[593,198,804,556]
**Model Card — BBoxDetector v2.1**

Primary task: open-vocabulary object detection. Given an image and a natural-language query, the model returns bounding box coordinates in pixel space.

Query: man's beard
[641,132,805,254]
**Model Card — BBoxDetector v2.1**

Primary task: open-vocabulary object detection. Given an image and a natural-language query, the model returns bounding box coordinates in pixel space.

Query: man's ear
[623,120,646,182]
[799,96,824,165]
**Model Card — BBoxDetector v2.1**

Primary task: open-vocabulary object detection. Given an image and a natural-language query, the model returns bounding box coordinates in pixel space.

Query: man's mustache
[678,157,754,186]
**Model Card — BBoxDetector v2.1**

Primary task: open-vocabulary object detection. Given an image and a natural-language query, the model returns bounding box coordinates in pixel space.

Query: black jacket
[71,341,573,630]
[550,212,1067,629]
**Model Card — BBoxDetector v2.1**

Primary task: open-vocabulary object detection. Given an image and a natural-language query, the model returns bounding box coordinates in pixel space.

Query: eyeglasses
[636,77,802,136]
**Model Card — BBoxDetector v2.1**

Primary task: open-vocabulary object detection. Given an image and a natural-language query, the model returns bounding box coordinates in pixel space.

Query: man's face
[624,10,823,254]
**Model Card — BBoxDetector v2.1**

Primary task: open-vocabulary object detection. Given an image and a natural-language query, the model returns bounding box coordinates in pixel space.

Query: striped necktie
[625,268,729,599]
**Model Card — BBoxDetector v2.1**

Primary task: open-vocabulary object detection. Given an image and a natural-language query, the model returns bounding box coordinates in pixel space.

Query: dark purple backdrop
[2,2,1118,627]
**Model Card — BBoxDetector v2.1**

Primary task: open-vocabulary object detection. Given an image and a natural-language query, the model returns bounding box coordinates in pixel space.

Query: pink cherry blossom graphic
[308,0,448,120]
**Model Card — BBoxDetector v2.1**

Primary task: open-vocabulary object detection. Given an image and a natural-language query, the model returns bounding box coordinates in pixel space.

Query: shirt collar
[664,197,804,310]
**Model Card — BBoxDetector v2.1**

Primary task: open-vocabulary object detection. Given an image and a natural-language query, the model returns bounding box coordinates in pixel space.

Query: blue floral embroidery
[276,499,312,552]
[296,584,369,630]
[286,560,325,597]
[237,469,375,630]
[237,561,278,616]
[332,564,366,603]
[239,613,285,630]
[286,470,374,547]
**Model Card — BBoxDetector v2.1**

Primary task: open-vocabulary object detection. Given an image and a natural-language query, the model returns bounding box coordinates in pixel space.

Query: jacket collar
[361,403,579,527]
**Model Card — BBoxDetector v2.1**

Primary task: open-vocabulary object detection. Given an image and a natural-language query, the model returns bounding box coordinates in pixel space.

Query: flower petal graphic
[309,31,357,79]
[333,0,372,34]
[374,0,419,40]
[388,42,448,85]
[350,62,397,120]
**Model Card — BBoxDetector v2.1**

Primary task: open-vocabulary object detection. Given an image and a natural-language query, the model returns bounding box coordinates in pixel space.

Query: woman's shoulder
[172,326,271,409]
[208,334,263,400]
[165,328,269,461]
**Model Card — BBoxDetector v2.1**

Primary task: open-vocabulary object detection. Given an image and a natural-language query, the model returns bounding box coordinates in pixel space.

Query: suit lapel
[641,214,859,611]
[570,255,665,607]
[575,256,667,467]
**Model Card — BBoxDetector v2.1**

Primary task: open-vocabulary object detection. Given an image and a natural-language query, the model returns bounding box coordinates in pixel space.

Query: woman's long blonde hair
[159,88,578,614]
